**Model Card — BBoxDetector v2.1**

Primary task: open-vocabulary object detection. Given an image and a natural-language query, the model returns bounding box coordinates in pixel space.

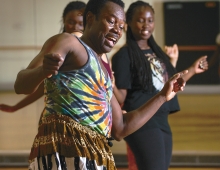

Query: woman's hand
[0,104,17,113]
[165,44,179,67]
[194,56,208,73]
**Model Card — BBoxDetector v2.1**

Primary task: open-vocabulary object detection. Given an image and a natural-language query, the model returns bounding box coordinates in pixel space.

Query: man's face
[89,1,125,54]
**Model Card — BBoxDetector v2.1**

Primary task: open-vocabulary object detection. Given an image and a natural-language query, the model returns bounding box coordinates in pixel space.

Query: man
[14,0,187,169]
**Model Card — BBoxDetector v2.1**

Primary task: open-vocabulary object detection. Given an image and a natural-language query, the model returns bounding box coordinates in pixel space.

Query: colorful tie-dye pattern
[42,38,113,137]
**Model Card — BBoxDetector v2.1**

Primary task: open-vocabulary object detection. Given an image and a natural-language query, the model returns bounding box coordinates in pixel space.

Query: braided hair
[83,0,124,28]
[126,0,176,92]
[60,1,86,33]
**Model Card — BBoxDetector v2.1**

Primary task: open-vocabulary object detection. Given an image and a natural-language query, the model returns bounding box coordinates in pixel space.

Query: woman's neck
[136,40,150,50]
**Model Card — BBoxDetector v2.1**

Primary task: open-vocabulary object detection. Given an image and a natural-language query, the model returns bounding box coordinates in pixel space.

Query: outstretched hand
[43,53,64,78]
[191,56,208,74]
[0,104,16,113]
[160,70,188,101]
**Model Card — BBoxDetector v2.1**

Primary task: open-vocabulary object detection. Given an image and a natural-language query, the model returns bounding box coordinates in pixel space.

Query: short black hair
[83,0,125,27]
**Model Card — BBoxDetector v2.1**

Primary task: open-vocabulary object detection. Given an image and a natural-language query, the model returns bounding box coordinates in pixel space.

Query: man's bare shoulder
[40,33,81,54]
[46,33,79,45]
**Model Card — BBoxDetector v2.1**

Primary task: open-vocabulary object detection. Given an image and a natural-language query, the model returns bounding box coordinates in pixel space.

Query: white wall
[0,0,87,90]
[1,0,216,90]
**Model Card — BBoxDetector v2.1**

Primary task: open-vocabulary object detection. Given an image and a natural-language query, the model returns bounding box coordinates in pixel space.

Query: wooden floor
[1,167,220,170]
[110,94,220,155]
[169,95,220,152]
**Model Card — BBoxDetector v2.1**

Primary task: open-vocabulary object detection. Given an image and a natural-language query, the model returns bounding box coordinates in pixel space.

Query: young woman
[60,1,85,34]
[111,1,208,170]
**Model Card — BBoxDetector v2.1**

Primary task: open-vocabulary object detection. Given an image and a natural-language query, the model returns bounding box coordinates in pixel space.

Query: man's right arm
[14,65,45,94]
[14,34,72,94]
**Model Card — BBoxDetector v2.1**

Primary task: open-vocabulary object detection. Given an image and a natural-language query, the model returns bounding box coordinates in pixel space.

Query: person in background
[0,1,86,113]
[13,0,187,169]
[120,43,180,170]
[60,1,85,34]
[111,1,208,170]
[208,33,220,82]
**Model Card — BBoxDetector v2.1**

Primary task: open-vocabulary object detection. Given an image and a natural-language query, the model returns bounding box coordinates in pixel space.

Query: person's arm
[111,70,126,104]
[14,33,73,94]
[111,70,188,141]
[164,44,208,82]
[209,45,220,68]
[112,77,127,104]
[208,33,220,68]
[111,48,131,104]
[182,55,208,82]
[101,53,127,104]
[0,83,44,113]
[164,44,179,68]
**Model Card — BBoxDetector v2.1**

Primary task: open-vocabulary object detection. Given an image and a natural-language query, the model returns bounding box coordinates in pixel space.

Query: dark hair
[83,0,124,27]
[60,1,86,33]
[126,0,176,92]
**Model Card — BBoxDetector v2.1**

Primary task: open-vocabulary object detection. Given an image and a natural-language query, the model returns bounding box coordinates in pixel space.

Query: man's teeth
[143,30,149,34]
[108,37,116,43]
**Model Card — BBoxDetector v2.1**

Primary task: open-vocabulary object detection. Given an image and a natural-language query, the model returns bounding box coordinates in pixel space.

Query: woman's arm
[209,45,220,68]
[182,55,208,82]
[112,74,127,104]
[0,83,44,113]
[101,53,128,104]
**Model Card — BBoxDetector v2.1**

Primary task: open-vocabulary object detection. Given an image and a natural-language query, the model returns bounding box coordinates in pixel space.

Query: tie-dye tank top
[42,37,113,137]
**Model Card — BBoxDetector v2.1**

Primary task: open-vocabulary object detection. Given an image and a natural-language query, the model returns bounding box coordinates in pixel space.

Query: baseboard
[0,151,220,167]
[114,153,220,168]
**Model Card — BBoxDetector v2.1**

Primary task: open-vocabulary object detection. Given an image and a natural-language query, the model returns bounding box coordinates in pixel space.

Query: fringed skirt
[28,114,116,170]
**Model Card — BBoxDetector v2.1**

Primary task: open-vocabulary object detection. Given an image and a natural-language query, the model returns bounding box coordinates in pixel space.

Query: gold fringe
[28,114,116,169]
[63,121,66,138]
[52,136,57,152]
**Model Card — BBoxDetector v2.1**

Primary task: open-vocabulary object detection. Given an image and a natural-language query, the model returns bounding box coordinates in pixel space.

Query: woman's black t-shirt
[111,46,180,134]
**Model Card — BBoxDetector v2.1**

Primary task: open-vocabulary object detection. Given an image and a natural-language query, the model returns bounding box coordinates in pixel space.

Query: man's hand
[43,53,64,78]
[160,70,188,101]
